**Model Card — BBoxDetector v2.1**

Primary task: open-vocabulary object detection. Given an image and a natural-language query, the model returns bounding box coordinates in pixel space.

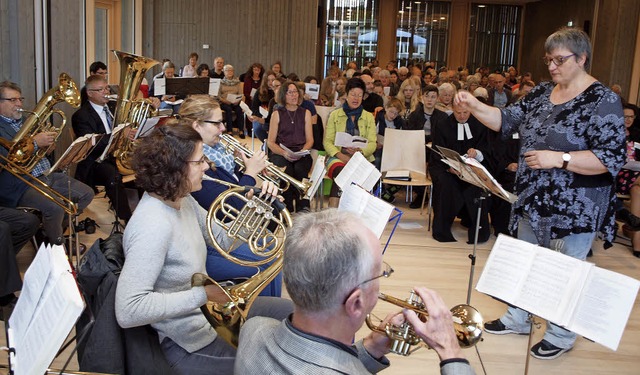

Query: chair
[379,128,432,229]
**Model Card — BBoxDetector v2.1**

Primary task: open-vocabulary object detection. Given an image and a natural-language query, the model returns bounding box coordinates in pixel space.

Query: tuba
[0,73,80,172]
[110,50,160,175]
[218,133,311,194]
[192,175,291,347]
[366,291,484,356]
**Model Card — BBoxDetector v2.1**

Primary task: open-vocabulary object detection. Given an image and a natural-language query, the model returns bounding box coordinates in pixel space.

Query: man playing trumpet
[0,80,94,245]
[235,209,475,375]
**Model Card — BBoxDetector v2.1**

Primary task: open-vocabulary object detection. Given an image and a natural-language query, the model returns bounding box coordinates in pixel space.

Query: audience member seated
[374,97,406,171]
[323,78,377,207]
[0,207,39,321]
[115,124,293,374]
[335,76,348,105]
[235,209,475,375]
[487,73,513,109]
[218,64,246,138]
[80,61,117,109]
[360,73,384,113]
[149,61,184,115]
[317,77,337,107]
[182,52,199,78]
[72,74,134,223]
[242,63,265,136]
[435,82,456,114]
[0,81,94,245]
[196,63,210,78]
[209,56,225,79]
[271,61,285,79]
[395,77,421,120]
[266,81,313,213]
[248,70,276,142]
[429,101,490,243]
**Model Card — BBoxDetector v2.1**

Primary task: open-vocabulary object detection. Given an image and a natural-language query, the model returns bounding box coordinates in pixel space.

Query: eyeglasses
[542,53,576,66]
[88,87,110,92]
[185,155,209,165]
[624,115,637,120]
[202,119,226,127]
[0,97,25,103]
[343,261,394,304]
[348,92,364,99]
[286,90,299,95]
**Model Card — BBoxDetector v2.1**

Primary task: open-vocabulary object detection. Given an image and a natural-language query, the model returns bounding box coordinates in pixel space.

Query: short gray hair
[283,209,375,313]
[223,64,234,72]
[544,27,592,70]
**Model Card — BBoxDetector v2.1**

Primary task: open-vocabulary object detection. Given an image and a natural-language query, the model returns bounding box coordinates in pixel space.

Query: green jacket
[323,108,377,162]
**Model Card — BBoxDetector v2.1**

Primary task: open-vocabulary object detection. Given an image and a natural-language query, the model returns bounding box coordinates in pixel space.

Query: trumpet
[218,133,311,194]
[366,291,483,356]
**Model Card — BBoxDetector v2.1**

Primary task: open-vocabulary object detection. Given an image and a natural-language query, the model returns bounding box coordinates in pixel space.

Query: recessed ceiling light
[433,19,438,22]
[440,16,445,20]
[478,4,486,8]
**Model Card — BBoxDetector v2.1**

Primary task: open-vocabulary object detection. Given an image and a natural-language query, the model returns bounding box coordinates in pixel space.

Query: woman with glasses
[323,78,377,207]
[455,27,625,360]
[267,80,314,213]
[115,123,292,374]
[175,96,283,296]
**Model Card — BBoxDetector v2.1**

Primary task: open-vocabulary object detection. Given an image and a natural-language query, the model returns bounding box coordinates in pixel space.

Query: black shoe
[633,250,640,258]
[409,200,422,209]
[530,340,572,360]
[616,209,640,230]
[432,233,456,242]
[239,133,246,139]
[484,319,529,335]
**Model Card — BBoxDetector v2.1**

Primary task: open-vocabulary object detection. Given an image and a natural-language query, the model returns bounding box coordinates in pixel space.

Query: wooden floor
[2,189,640,375]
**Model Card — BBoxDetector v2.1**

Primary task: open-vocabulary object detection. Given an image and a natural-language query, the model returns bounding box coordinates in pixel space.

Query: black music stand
[98,123,136,234]
[46,134,105,268]
[165,77,210,96]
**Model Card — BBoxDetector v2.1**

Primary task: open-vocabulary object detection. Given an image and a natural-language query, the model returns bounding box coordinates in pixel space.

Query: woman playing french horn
[114,123,292,374]
[176,95,283,296]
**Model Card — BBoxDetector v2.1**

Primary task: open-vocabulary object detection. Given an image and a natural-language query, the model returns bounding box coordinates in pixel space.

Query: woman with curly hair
[115,123,292,374]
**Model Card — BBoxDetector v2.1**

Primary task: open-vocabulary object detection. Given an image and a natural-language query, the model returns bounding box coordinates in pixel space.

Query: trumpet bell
[450,304,484,348]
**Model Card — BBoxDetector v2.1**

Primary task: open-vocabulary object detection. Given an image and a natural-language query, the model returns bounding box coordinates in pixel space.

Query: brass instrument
[110,50,160,175]
[366,291,483,356]
[192,175,291,347]
[218,133,311,194]
[0,73,80,172]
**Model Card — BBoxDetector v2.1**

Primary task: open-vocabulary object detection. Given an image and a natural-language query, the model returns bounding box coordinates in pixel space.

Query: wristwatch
[561,152,571,169]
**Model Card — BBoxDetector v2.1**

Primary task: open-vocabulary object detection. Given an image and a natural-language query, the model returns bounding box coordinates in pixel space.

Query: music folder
[45,133,104,175]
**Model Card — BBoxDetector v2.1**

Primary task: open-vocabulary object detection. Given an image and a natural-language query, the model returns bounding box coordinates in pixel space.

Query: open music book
[45,133,104,175]
[98,122,134,162]
[7,243,84,375]
[434,145,517,203]
[476,235,640,351]
[334,132,368,149]
[339,183,395,238]
[334,151,381,192]
[303,154,326,200]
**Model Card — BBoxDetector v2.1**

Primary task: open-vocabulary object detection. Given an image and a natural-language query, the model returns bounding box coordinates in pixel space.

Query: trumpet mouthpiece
[202,174,216,182]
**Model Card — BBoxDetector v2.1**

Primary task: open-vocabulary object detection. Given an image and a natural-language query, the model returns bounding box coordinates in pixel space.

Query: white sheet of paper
[250,88,257,100]
[154,77,166,96]
[334,151,381,191]
[304,154,327,200]
[305,83,320,100]
[334,132,368,149]
[383,86,391,96]
[239,101,253,116]
[259,106,269,118]
[338,183,394,238]
[227,93,243,104]
[209,78,221,96]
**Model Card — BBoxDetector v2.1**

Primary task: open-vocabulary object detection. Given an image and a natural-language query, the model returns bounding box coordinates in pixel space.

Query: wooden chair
[380,128,432,229]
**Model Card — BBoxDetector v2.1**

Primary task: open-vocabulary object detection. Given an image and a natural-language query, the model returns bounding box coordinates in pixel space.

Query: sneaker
[530,340,572,360]
[484,319,529,335]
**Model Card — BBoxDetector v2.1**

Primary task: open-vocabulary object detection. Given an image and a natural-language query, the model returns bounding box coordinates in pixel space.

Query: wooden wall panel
[143,0,319,79]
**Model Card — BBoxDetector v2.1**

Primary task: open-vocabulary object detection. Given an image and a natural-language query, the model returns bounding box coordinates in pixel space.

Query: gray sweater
[115,192,230,353]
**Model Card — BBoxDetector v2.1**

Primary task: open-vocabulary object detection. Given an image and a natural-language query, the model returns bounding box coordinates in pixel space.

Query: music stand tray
[165,77,210,96]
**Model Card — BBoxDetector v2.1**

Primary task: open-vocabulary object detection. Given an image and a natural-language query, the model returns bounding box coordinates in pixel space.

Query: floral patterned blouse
[500,81,625,246]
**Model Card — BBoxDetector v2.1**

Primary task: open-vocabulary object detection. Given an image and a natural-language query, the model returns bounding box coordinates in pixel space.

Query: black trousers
[0,207,40,296]
[91,161,133,221]
[270,154,312,212]
[220,103,244,132]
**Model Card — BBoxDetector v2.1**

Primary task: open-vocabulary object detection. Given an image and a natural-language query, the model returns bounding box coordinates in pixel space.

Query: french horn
[192,175,291,347]
[366,291,484,356]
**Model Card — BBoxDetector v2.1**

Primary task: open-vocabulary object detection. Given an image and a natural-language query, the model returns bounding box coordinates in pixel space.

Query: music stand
[165,77,210,96]
[46,134,105,268]
[434,145,517,305]
[98,123,136,234]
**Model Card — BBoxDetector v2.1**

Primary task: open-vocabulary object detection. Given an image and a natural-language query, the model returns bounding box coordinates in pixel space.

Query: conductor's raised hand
[453,91,480,112]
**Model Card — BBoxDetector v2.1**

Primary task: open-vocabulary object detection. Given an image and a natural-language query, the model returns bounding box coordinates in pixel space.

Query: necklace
[285,107,296,124]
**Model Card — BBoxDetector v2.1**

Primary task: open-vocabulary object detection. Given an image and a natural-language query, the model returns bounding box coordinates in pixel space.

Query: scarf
[221,77,240,86]
[342,102,363,136]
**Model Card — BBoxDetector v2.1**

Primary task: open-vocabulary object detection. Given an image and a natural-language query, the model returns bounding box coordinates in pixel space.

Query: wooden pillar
[447,0,470,69]
[377,0,398,66]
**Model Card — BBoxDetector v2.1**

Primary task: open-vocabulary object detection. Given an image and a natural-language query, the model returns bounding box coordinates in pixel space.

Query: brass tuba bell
[366,291,484,356]
[0,73,80,172]
[192,177,291,347]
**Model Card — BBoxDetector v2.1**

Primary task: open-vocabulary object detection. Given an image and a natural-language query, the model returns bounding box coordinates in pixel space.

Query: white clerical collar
[457,122,472,141]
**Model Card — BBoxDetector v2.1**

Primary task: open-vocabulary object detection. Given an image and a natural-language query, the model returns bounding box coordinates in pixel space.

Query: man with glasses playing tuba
[0,81,94,245]
[235,209,475,375]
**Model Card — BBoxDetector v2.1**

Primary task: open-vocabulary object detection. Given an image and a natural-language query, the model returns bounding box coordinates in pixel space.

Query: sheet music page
[513,248,590,326]
[334,132,368,149]
[209,78,221,96]
[334,151,381,191]
[226,94,242,104]
[259,106,269,118]
[304,154,326,200]
[46,134,101,174]
[135,117,161,138]
[279,143,310,158]
[239,101,253,116]
[476,235,538,303]
[98,122,129,162]
[339,183,394,238]
[154,77,166,96]
[305,83,319,100]
[568,267,640,350]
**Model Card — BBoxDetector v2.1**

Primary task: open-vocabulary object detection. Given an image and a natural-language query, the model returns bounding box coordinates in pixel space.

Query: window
[468,3,522,73]
[324,0,379,72]
[396,1,450,69]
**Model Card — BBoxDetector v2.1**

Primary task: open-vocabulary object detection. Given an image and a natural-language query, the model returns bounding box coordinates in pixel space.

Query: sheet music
[135,117,161,139]
[334,132,368,149]
[154,77,166,96]
[304,154,326,200]
[226,93,243,104]
[8,244,84,375]
[98,122,132,162]
[249,88,257,100]
[239,101,253,117]
[305,83,320,100]
[339,183,394,238]
[46,133,104,174]
[334,151,381,192]
[259,106,269,118]
[209,78,221,96]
